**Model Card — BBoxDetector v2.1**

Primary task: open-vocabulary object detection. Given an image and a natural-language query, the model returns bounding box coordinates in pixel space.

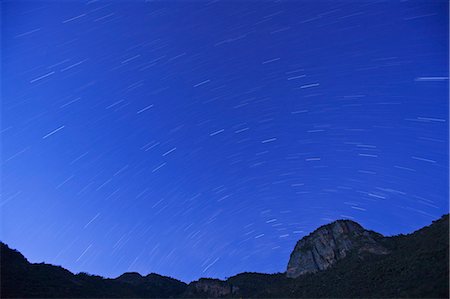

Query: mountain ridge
[1,214,448,298]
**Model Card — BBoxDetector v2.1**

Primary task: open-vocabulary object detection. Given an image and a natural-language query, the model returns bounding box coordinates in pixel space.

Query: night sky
[1,0,449,283]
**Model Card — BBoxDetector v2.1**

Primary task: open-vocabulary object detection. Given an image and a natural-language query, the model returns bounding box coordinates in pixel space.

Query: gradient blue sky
[1,0,449,283]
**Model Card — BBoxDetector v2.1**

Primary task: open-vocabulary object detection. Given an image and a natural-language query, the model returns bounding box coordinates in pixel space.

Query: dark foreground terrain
[1,214,448,298]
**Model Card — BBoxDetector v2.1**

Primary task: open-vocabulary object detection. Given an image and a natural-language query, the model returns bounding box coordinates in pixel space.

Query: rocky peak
[286,219,389,278]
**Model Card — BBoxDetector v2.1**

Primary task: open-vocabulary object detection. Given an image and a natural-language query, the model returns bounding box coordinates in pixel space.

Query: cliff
[286,219,389,278]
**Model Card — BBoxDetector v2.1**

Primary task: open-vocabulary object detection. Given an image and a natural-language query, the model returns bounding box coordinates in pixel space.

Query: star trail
[1,0,448,283]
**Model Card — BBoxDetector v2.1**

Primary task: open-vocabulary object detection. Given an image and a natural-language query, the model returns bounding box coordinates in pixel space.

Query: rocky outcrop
[184,278,238,297]
[286,219,389,278]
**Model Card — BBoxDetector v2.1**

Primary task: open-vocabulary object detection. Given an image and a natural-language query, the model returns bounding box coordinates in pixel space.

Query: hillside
[0,244,186,298]
[1,214,448,298]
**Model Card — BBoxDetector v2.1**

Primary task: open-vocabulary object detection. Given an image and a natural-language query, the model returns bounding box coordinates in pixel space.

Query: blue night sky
[1,0,448,283]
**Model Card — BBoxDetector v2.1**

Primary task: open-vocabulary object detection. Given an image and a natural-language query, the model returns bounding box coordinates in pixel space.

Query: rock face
[184,278,238,297]
[286,219,389,278]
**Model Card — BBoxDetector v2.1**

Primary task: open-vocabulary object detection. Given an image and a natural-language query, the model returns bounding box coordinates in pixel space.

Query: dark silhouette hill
[1,214,448,298]
[0,244,186,298]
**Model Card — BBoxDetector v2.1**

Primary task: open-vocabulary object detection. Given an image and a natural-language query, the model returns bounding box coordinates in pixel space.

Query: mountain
[1,214,448,298]
[223,214,449,298]
[286,219,389,278]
